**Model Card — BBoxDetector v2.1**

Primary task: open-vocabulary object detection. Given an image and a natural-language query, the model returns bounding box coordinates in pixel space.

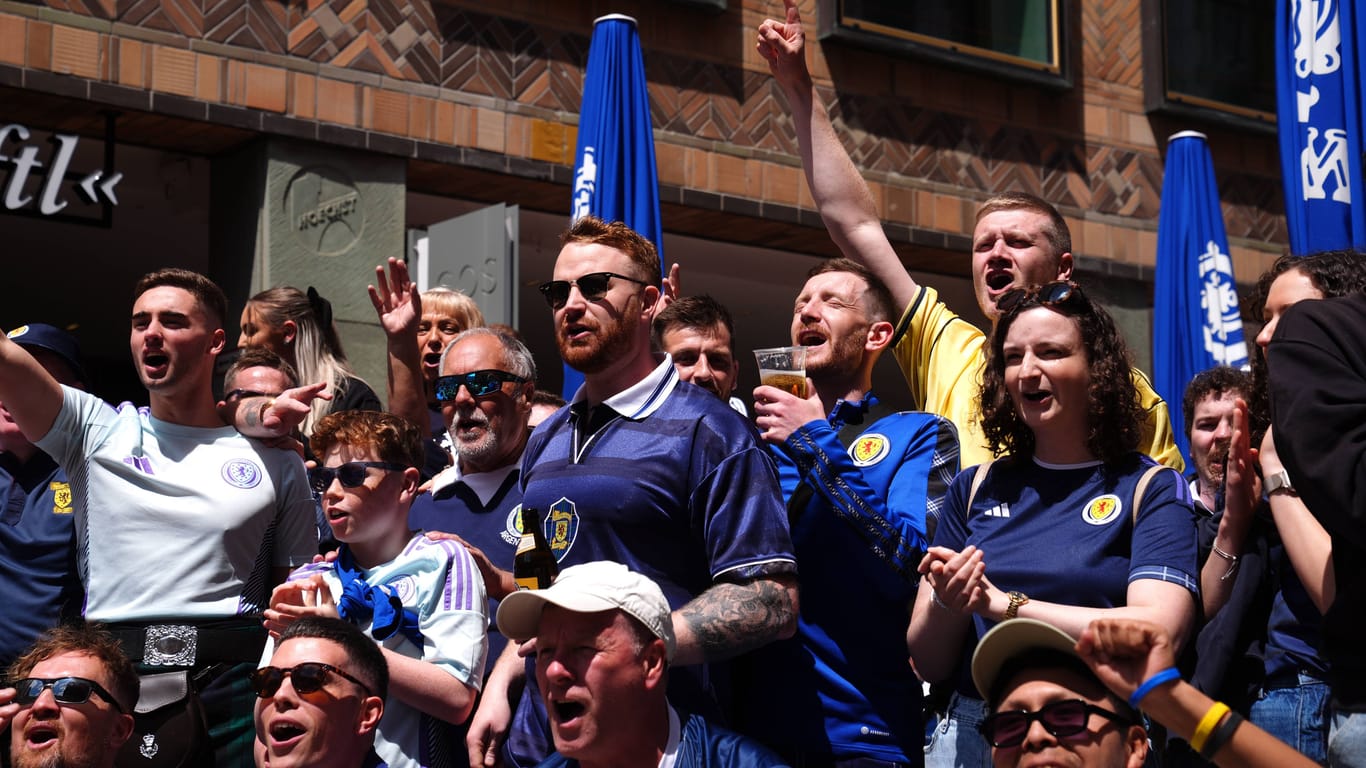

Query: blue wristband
[1128,667,1181,708]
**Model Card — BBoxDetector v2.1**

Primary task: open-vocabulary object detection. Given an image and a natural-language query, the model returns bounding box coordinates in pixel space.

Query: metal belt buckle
[143,625,198,666]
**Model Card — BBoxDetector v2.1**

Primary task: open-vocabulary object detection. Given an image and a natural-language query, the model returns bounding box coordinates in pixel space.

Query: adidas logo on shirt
[983,503,1010,519]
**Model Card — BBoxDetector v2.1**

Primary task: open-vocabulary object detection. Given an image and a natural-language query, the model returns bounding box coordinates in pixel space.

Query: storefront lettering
[0,123,121,215]
[297,194,358,231]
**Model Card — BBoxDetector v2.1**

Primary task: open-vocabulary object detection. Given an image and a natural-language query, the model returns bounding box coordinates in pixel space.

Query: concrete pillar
[210,138,404,392]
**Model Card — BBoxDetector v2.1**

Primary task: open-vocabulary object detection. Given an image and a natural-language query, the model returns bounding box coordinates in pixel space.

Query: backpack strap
[966,459,996,513]
[1131,464,1165,526]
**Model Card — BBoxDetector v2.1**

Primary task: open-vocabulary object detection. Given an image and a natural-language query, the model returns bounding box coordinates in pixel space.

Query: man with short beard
[1,624,138,768]
[651,295,745,415]
[466,216,798,767]
[743,258,959,765]
[408,326,538,665]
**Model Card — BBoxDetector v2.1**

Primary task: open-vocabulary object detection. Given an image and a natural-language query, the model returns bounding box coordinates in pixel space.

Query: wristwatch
[1264,468,1297,496]
[1004,590,1029,620]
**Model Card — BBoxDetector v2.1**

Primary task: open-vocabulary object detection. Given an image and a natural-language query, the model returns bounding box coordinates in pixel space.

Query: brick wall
[0,0,1287,284]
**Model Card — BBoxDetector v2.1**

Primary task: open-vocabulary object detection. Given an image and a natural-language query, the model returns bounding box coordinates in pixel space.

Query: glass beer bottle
[513,506,558,590]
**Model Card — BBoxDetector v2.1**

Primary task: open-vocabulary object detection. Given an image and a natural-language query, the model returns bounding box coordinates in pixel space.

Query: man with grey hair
[408,326,536,664]
[497,561,789,768]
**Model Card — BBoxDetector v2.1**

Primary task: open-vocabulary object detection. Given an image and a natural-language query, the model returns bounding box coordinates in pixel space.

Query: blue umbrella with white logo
[1153,131,1250,468]
[1276,0,1366,254]
[563,13,663,398]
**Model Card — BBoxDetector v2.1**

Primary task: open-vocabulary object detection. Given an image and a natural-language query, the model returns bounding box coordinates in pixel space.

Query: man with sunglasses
[263,409,486,768]
[467,216,797,767]
[253,616,387,768]
[757,0,1182,472]
[971,619,1147,768]
[410,327,537,667]
[0,269,317,768]
[1,624,138,768]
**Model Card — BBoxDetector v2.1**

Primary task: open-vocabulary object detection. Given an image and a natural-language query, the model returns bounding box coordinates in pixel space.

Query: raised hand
[369,257,422,339]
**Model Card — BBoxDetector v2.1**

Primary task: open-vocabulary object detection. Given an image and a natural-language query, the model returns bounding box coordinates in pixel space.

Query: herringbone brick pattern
[15,0,1286,248]
[1083,0,1144,89]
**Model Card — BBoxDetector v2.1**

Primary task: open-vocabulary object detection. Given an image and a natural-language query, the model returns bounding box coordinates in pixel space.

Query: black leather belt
[108,620,266,667]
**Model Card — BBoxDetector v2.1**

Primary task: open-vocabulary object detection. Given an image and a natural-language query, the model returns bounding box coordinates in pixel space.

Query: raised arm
[757,0,919,311]
[1078,619,1317,768]
[671,574,798,666]
[0,334,65,442]
[1201,399,1257,619]
[369,258,433,437]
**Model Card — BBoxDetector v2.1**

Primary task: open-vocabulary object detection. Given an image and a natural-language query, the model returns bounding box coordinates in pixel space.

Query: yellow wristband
[1189,702,1231,754]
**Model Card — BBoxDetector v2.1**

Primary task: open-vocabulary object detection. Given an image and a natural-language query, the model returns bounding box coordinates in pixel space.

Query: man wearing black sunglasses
[2,624,138,768]
[253,616,387,768]
[410,327,537,666]
[971,619,1147,768]
[758,0,1183,474]
[468,216,797,768]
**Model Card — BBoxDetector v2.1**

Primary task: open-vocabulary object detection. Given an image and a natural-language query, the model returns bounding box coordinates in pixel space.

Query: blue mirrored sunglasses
[434,370,527,401]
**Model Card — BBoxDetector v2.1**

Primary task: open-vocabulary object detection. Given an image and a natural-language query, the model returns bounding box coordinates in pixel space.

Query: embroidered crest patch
[850,433,891,466]
[1082,494,1123,526]
[222,459,262,489]
[50,481,73,514]
[547,497,577,560]
[501,505,525,546]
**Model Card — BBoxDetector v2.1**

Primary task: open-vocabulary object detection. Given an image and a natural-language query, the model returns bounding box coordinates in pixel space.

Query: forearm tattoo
[679,578,795,662]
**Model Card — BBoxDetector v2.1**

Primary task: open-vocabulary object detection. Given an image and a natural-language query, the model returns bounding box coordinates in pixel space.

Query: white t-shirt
[35,386,316,621]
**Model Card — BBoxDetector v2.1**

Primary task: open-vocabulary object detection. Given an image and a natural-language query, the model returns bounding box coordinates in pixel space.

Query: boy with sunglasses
[971,618,1147,768]
[2,623,138,768]
[252,616,387,768]
[261,410,488,768]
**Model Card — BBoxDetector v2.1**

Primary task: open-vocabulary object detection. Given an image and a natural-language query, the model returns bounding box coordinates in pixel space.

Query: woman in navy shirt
[907,282,1199,768]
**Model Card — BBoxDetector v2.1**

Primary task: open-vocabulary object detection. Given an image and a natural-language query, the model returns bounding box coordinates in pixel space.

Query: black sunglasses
[979,698,1134,748]
[10,677,124,713]
[249,662,372,698]
[995,280,1082,316]
[538,272,651,309]
[308,461,408,496]
[223,388,280,403]
[434,370,528,401]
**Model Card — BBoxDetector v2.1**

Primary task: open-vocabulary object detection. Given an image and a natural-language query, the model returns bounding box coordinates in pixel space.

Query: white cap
[971,619,1080,701]
[496,561,676,661]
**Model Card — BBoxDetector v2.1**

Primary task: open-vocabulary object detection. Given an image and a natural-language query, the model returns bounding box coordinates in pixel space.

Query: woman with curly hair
[239,285,381,438]
[907,281,1199,768]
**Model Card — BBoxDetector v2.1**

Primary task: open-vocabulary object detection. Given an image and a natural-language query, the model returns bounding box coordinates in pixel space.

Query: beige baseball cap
[496,561,677,661]
[971,618,1081,701]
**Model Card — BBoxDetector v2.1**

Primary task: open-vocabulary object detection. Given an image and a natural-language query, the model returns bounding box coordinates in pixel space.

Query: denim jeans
[923,693,992,768]
[1329,699,1366,768]
[1249,672,1330,764]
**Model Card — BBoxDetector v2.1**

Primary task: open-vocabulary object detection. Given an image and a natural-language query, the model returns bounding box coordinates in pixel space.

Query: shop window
[1142,0,1276,129]
[819,0,1066,87]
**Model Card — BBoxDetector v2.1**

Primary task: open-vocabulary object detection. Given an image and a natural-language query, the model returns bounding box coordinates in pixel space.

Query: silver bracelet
[1211,544,1240,581]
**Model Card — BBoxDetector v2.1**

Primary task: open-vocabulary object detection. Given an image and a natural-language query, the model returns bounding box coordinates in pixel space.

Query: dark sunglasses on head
[995,280,1082,316]
[249,662,372,699]
[308,461,408,497]
[979,698,1134,748]
[223,388,280,403]
[10,676,124,713]
[434,370,528,401]
[538,271,651,310]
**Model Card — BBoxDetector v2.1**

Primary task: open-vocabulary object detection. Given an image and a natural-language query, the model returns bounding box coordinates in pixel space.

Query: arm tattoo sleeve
[678,577,796,662]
